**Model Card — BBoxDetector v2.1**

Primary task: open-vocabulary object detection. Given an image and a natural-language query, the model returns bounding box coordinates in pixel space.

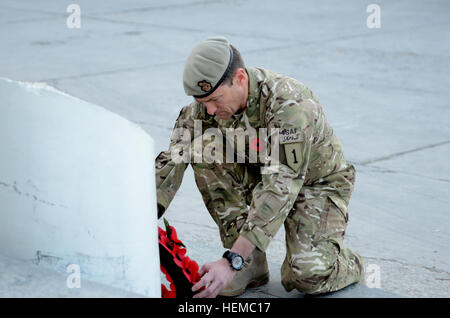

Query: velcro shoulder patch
[283,143,302,172]
[280,127,302,144]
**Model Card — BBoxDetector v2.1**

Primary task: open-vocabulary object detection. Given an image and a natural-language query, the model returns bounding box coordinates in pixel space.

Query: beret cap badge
[198,80,212,92]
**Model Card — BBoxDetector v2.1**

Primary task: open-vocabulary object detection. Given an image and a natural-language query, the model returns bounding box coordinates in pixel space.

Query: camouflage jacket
[155,67,352,251]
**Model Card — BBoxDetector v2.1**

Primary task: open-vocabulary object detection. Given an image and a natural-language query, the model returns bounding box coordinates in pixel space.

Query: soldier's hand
[192,258,236,298]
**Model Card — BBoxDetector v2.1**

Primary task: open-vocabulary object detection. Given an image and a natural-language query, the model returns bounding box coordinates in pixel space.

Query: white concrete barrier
[0,78,160,297]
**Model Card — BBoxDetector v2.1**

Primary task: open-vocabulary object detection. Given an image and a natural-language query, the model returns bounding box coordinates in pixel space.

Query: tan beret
[183,36,233,98]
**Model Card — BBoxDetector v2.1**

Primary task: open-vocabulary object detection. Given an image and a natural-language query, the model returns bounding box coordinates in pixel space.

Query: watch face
[232,256,243,269]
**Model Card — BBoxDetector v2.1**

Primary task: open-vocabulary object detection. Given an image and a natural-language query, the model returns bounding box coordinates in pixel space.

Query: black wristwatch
[223,250,245,271]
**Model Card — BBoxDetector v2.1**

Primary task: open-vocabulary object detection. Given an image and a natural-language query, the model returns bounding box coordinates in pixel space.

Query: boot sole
[218,272,270,297]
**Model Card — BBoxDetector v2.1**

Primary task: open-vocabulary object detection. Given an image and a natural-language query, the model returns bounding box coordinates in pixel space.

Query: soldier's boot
[219,249,270,297]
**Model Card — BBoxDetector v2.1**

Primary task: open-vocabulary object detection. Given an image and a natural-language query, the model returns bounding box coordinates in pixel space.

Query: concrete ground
[1,0,449,297]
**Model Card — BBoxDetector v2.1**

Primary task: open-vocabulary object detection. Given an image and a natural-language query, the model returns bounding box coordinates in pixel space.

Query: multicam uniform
[156,66,364,294]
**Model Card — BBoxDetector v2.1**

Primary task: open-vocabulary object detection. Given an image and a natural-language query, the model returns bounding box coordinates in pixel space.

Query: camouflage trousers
[192,162,364,295]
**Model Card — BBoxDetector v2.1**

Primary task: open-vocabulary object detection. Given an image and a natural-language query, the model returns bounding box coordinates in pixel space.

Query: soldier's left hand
[192,258,236,298]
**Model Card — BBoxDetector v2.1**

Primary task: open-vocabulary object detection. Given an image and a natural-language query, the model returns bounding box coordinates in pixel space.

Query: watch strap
[222,250,244,271]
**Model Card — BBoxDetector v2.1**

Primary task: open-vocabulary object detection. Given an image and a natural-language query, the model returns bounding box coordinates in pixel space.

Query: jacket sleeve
[155,105,196,218]
[239,88,317,251]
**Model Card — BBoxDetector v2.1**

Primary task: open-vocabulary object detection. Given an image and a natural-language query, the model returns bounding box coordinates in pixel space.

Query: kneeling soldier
[155,37,364,298]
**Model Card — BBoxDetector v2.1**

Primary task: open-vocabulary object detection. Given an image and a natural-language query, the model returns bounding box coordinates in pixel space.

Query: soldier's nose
[205,103,216,115]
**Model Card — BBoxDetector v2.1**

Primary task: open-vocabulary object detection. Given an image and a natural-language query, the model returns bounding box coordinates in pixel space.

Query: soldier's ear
[233,68,247,87]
